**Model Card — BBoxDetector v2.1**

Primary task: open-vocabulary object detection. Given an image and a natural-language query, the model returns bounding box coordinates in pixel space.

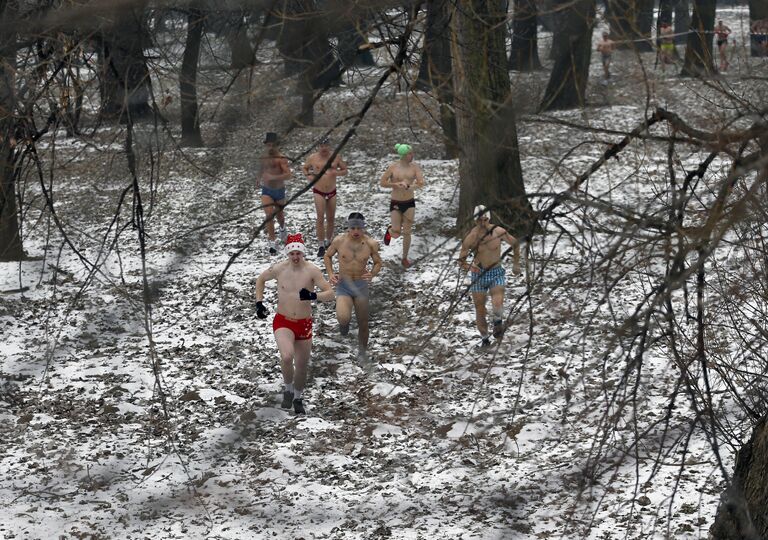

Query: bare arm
[312,267,335,302]
[379,165,394,188]
[367,239,383,279]
[255,265,278,301]
[458,232,477,272]
[413,164,425,189]
[334,157,348,176]
[323,238,339,284]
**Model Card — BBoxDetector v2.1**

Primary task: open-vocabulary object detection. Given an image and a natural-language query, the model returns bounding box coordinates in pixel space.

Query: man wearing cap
[458,205,521,348]
[380,143,425,268]
[254,233,334,414]
[257,132,292,255]
[301,137,348,257]
[323,212,382,363]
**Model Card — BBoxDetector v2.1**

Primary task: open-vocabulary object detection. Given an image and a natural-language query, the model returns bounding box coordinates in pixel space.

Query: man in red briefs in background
[255,234,334,414]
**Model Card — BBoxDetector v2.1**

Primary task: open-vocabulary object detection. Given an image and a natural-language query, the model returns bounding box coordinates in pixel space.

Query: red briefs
[273,313,313,340]
[312,188,337,200]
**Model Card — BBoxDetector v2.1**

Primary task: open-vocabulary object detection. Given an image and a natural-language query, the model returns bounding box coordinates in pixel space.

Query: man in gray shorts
[324,212,382,362]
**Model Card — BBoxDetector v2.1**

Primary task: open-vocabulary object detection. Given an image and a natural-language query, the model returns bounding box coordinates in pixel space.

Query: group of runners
[253,133,521,414]
[596,19,734,80]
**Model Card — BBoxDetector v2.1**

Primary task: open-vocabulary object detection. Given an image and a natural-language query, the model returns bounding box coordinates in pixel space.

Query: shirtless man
[458,205,521,348]
[380,143,425,268]
[256,132,291,255]
[255,233,334,414]
[323,212,382,362]
[302,137,348,258]
[659,23,675,72]
[596,32,615,80]
[714,20,732,72]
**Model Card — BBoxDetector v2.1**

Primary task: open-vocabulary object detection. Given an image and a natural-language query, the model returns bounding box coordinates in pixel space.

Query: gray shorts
[336,279,369,299]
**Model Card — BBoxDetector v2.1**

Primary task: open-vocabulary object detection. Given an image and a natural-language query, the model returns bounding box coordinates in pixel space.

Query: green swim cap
[395,143,412,157]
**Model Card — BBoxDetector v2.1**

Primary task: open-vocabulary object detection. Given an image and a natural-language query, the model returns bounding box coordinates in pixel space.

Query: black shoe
[293,398,306,414]
[493,320,505,339]
[269,247,277,256]
[477,337,491,350]
[317,245,325,258]
[281,390,294,409]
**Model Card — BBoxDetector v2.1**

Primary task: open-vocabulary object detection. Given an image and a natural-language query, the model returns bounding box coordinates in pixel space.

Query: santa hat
[284,233,306,255]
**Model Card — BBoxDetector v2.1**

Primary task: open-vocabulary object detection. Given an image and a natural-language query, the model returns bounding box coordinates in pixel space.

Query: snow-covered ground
[2,6,767,539]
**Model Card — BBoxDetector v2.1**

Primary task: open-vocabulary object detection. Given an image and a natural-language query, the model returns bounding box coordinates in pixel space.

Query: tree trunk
[658,0,673,26]
[540,0,595,112]
[680,0,715,77]
[416,0,453,89]
[451,0,535,234]
[749,0,768,57]
[0,0,23,261]
[226,13,255,69]
[607,0,652,51]
[710,415,768,540]
[413,0,457,158]
[180,6,204,147]
[509,0,542,71]
[97,1,153,123]
[674,0,690,44]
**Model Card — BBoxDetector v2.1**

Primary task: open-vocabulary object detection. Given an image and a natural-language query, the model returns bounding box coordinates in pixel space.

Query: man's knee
[279,350,294,364]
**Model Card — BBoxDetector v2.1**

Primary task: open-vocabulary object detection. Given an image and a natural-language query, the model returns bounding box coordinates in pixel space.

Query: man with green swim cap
[379,143,425,268]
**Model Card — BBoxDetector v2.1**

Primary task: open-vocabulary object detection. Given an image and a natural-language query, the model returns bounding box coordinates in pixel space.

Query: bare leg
[401,207,415,261]
[262,195,276,241]
[336,295,353,336]
[313,193,326,245]
[292,339,312,394]
[390,209,403,239]
[472,292,488,337]
[490,285,505,337]
[325,195,337,244]
[353,295,370,351]
[275,199,286,230]
[274,328,296,384]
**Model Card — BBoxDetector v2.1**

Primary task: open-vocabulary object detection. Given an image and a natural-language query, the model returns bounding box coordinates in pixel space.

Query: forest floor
[1,6,767,540]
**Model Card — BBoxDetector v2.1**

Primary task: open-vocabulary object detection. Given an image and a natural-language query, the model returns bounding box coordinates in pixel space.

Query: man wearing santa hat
[254,233,334,414]
[458,205,521,349]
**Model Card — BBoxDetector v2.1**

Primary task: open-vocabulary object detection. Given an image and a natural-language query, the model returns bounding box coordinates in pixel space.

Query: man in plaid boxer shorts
[458,205,521,348]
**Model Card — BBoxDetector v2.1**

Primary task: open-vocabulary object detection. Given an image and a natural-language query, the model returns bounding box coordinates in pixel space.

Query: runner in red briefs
[255,234,334,414]
[302,137,348,257]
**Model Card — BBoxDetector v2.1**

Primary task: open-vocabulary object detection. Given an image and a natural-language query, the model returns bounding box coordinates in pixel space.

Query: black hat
[264,132,278,144]
[319,136,330,145]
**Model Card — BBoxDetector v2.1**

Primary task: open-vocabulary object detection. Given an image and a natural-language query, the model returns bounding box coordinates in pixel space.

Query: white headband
[284,242,306,255]
[474,205,491,221]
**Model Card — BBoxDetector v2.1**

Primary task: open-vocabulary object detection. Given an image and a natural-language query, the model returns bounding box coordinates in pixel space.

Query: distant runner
[255,233,334,414]
[596,32,615,81]
[659,23,675,72]
[323,212,382,363]
[380,143,425,268]
[715,20,732,72]
[458,205,521,349]
[301,137,348,258]
[256,132,291,255]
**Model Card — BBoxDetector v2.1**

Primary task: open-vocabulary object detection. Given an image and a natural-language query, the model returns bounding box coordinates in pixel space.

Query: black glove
[256,301,269,319]
[299,288,317,301]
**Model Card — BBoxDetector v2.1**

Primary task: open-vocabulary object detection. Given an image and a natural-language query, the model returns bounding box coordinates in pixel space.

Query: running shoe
[279,227,288,243]
[281,390,294,409]
[269,246,277,256]
[383,226,392,246]
[293,398,306,415]
[317,245,326,258]
[477,337,492,350]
